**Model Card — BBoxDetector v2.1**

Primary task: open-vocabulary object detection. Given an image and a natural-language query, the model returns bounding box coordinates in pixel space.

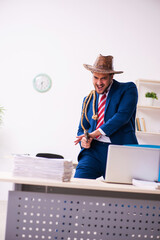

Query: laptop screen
[105,145,160,184]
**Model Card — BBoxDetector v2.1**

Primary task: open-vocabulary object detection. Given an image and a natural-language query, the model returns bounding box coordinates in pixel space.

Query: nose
[97,79,102,85]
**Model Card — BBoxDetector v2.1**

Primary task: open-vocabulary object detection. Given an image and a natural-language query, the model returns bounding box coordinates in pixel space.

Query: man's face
[92,72,113,94]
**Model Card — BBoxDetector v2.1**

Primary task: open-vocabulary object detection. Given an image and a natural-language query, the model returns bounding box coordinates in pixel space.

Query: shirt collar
[99,81,113,98]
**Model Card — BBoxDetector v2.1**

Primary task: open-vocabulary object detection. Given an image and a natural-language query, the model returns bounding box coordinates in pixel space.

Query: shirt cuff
[98,128,106,136]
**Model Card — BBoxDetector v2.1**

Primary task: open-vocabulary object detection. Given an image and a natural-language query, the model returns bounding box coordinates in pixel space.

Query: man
[74,54,138,179]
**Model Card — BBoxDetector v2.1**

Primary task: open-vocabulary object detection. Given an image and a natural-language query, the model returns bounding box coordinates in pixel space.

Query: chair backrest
[36,153,64,159]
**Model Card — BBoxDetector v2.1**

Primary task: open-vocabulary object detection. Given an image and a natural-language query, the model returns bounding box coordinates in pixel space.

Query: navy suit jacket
[77,79,138,147]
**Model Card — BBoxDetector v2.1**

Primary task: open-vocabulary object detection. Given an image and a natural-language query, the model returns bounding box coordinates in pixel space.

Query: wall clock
[33,73,52,93]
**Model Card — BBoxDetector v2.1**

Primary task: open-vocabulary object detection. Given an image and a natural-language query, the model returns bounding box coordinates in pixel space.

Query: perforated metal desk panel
[0,172,160,240]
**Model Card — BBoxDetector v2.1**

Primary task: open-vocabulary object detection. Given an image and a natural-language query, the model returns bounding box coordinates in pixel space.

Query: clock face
[33,74,52,93]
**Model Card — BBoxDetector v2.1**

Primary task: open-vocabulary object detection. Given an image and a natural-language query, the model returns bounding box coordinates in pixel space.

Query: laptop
[105,145,160,184]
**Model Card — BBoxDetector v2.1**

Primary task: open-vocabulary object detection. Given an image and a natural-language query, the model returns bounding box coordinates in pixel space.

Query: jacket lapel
[104,80,119,114]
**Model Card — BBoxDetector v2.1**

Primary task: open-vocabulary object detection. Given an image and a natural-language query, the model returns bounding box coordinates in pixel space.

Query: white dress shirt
[95,83,113,143]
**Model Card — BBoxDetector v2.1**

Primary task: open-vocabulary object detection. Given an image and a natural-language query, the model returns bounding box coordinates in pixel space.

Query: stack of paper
[13,155,73,182]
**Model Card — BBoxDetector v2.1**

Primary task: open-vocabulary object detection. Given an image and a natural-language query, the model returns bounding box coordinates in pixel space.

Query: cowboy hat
[83,54,123,74]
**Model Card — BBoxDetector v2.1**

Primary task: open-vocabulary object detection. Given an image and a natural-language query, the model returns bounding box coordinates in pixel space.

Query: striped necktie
[96,93,107,130]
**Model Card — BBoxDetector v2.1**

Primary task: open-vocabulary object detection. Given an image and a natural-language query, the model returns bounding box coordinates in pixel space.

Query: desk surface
[0,171,160,195]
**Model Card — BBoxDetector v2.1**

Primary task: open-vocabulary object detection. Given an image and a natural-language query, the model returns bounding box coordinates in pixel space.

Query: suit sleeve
[77,97,90,136]
[100,83,138,136]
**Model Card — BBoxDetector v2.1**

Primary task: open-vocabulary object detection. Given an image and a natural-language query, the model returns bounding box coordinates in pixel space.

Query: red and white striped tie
[96,93,107,130]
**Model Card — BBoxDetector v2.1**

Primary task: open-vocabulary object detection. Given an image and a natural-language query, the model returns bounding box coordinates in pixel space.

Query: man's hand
[89,129,101,139]
[74,129,102,148]
[74,134,84,145]
[81,136,92,148]
[74,134,92,148]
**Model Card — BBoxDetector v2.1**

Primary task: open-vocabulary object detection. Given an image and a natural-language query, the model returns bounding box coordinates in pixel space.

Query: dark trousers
[74,140,110,179]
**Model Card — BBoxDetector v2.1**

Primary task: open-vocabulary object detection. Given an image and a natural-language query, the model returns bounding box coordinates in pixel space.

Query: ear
[111,73,114,78]
[110,74,114,80]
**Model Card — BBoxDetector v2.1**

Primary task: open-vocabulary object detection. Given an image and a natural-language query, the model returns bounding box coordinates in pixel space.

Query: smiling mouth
[97,85,104,90]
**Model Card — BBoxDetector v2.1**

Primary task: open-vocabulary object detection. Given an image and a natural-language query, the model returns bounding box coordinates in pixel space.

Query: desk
[0,172,160,240]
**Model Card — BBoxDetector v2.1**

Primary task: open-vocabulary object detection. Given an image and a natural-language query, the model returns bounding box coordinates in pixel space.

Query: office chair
[15,153,64,192]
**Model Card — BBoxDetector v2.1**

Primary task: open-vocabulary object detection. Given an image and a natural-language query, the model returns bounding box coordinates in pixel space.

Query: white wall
[0,0,160,199]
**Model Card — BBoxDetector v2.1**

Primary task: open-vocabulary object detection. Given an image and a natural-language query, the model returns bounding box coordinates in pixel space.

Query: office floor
[0,201,7,240]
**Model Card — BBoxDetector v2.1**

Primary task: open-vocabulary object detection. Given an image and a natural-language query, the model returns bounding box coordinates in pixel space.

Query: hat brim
[83,64,123,74]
